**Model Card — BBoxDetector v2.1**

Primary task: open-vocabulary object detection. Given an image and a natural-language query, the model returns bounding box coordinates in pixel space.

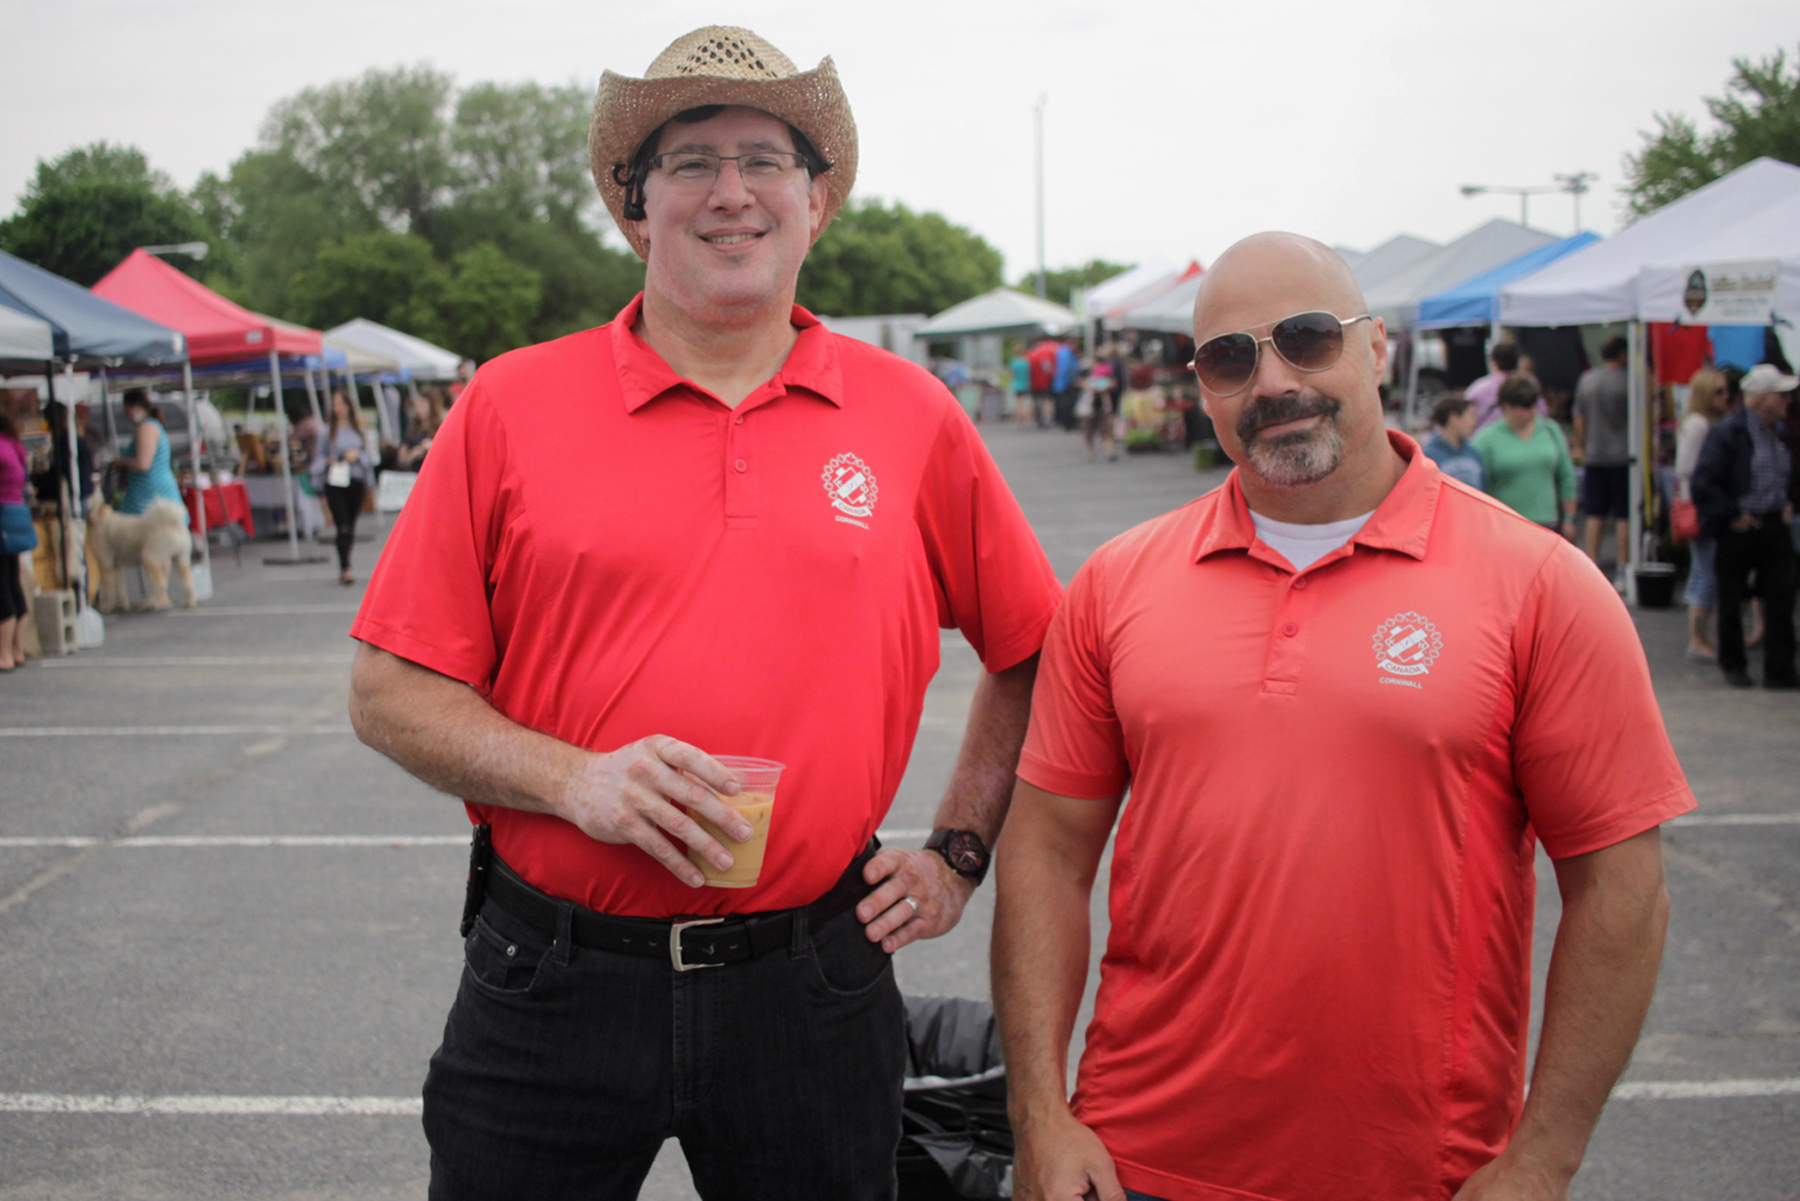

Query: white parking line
[1670,813,1800,826]
[37,655,353,668]
[0,829,935,849]
[0,725,354,737]
[1610,1078,1800,1100]
[0,1094,421,1115]
[0,835,468,848]
[164,605,360,617]
[4,1079,1794,1116]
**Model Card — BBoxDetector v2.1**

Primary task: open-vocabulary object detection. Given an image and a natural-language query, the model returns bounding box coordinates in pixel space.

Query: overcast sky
[5,0,1793,282]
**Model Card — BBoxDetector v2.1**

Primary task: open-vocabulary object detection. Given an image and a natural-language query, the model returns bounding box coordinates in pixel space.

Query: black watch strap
[925,828,991,885]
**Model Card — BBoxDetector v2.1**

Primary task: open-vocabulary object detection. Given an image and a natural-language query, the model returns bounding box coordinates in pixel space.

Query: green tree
[437,243,542,362]
[1015,259,1134,308]
[287,231,446,334]
[451,82,596,225]
[798,198,1003,316]
[192,147,379,313]
[0,141,208,286]
[1624,44,1800,217]
[17,141,177,201]
[262,64,458,239]
[435,80,641,338]
[0,182,208,286]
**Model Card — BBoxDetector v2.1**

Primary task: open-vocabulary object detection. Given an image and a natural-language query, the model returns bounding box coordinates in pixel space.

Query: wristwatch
[925,828,991,886]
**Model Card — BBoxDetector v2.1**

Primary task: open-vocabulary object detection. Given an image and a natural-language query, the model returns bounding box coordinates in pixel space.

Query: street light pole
[1460,176,1595,235]
[139,242,209,261]
[1033,92,1047,299]
[1554,171,1598,231]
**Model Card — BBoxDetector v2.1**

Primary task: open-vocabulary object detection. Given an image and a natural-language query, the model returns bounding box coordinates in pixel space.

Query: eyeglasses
[648,151,810,188]
[1188,312,1374,397]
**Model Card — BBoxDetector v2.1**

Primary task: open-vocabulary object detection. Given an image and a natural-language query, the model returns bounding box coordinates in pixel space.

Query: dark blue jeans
[423,879,905,1200]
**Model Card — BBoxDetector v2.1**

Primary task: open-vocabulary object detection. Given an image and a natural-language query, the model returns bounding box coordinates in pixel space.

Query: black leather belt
[482,839,879,972]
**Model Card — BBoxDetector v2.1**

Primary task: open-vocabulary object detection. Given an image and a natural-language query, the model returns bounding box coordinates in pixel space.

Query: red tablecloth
[182,481,255,538]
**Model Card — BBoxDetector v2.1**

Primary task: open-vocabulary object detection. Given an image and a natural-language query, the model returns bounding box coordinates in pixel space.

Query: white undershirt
[1249,509,1376,572]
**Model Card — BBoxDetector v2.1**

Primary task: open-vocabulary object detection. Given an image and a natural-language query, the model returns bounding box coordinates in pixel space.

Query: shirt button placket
[725,409,756,523]
[1262,573,1310,693]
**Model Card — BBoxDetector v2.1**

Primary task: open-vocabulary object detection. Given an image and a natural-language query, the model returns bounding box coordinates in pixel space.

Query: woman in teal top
[1470,373,1576,535]
[119,389,188,525]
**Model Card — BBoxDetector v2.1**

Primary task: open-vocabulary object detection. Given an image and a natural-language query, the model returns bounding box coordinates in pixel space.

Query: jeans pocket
[463,911,555,998]
[802,909,894,998]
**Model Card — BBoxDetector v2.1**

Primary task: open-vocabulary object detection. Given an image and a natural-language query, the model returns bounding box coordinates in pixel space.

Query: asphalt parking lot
[1,420,1795,1200]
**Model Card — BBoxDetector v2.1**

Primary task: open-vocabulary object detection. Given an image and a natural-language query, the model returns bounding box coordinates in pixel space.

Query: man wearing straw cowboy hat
[348,25,1060,1200]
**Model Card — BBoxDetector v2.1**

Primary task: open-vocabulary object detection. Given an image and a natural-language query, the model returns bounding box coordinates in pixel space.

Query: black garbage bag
[898,995,1013,1200]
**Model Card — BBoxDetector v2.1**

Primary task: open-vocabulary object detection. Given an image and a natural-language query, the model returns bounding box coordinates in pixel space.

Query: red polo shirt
[1018,433,1693,1201]
[352,296,1060,916]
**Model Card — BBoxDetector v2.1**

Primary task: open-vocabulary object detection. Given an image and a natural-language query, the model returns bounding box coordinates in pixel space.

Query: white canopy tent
[325,317,463,445]
[0,305,55,361]
[1079,259,1187,329]
[1115,274,1202,335]
[324,318,463,380]
[913,288,1080,340]
[1350,234,1442,293]
[1364,219,1559,329]
[1634,189,1800,323]
[1499,157,1800,326]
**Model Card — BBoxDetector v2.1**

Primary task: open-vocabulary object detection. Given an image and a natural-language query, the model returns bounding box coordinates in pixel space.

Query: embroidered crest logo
[1373,611,1442,679]
[822,453,878,527]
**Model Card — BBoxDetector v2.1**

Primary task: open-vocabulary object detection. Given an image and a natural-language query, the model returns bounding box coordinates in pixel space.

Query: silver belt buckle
[670,917,726,972]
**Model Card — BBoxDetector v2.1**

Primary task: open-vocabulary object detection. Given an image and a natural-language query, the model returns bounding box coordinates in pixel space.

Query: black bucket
[1635,563,1678,609]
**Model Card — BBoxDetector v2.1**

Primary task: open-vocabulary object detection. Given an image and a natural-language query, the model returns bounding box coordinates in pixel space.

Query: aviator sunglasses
[1188,311,1374,396]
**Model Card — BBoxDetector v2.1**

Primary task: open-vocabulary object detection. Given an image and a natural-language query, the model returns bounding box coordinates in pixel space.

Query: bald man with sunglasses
[993,233,1693,1201]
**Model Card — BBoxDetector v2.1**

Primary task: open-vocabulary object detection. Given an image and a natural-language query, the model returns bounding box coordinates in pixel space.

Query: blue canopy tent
[1416,232,1602,330]
[0,248,191,628]
[0,248,186,366]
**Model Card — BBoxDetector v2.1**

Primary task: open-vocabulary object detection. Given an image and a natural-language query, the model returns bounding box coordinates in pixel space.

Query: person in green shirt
[1472,373,1577,535]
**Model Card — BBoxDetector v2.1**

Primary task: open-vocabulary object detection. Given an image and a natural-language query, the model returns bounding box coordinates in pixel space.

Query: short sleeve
[349,381,507,688]
[1510,543,1695,857]
[914,406,1062,673]
[1017,555,1129,800]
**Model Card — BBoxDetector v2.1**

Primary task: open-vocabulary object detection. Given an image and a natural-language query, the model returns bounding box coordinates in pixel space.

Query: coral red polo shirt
[1018,433,1694,1201]
[352,296,1060,917]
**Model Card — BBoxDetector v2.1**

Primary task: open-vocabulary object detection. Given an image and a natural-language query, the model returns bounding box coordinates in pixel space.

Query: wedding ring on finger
[903,896,920,918]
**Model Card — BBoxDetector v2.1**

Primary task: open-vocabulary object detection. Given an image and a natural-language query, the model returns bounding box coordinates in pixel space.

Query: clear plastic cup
[687,756,785,888]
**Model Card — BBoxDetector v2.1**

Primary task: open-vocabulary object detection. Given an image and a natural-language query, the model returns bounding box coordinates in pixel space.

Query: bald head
[1192,232,1368,340]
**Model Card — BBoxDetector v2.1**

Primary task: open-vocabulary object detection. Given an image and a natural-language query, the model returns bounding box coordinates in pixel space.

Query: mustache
[1237,391,1342,442]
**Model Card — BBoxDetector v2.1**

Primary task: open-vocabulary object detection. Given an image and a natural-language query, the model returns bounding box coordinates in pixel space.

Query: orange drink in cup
[687,756,784,887]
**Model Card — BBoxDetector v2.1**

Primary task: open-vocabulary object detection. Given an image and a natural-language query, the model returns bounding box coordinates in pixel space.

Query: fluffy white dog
[89,499,194,612]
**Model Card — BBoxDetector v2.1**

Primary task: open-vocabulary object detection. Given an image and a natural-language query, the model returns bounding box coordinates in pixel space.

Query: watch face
[945,832,987,874]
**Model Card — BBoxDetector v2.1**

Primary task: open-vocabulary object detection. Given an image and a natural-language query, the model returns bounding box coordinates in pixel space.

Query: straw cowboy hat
[589,26,859,260]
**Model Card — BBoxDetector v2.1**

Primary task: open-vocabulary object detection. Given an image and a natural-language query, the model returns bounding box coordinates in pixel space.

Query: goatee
[1237,391,1345,487]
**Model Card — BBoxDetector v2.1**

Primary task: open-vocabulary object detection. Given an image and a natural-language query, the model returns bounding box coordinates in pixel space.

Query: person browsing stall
[117,389,187,525]
[1573,337,1634,577]
[310,390,373,586]
[1691,362,1797,689]
[1472,372,1577,534]
[347,26,1060,1201]
[1422,390,1484,489]
[992,232,1692,1201]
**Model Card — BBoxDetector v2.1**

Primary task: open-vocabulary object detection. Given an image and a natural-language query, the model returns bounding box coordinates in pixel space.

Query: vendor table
[182,481,256,539]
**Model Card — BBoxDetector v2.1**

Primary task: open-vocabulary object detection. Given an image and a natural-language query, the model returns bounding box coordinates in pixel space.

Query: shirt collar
[610,293,847,414]
[1194,430,1439,567]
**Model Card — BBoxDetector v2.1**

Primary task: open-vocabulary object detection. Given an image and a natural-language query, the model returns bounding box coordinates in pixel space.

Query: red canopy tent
[93,249,320,364]
[93,250,327,563]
